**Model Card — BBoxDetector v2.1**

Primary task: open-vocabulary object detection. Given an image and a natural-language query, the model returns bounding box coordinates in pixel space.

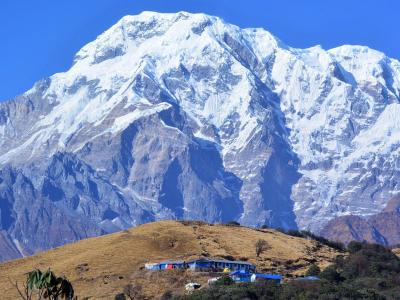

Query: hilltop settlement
[145,257,283,289]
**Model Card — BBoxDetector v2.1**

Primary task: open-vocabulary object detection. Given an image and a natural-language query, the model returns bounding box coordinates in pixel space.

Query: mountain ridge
[0,11,399,261]
[321,195,400,246]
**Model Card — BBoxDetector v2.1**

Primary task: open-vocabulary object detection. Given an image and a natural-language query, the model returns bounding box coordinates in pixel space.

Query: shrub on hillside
[214,276,234,286]
[255,239,269,257]
[305,264,321,276]
[123,283,143,300]
[225,221,241,226]
[160,290,173,300]
[347,240,364,254]
[220,255,236,261]
[319,265,343,283]
[279,229,345,251]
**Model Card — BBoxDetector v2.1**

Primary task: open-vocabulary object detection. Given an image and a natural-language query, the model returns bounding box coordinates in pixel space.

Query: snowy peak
[73,12,221,65]
[21,12,288,161]
[329,45,400,97]
[72,11,283,69]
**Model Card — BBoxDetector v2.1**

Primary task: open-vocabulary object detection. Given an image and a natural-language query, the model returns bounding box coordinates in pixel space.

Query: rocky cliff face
[0,12,399,261]
[321,196,400,246]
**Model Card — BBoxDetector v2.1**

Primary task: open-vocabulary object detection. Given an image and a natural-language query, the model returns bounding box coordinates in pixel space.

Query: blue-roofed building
[144,257,256,273]
[187,258,256,272]
[251,273,282,283]
[229,270,253,283]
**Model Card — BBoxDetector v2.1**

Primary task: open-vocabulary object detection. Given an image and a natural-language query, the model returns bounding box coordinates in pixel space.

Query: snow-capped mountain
[0,11,399,260]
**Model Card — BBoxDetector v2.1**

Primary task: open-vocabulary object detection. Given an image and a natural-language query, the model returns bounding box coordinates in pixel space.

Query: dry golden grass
[0,221,342,299]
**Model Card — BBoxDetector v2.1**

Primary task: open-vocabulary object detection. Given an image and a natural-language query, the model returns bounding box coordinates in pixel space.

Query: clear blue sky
[1,0,399,101]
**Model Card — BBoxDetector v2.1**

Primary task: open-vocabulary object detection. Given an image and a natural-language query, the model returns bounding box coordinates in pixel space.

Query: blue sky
[1,0,399,101]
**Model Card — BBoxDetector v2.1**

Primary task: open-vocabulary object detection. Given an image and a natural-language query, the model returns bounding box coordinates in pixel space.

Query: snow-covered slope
[0,11,399,260]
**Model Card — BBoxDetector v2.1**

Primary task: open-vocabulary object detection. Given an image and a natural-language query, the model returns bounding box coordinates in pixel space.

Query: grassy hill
[0,221,342,299]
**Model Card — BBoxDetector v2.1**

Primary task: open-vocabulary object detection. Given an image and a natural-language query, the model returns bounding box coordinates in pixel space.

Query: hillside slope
[0,221,341,299]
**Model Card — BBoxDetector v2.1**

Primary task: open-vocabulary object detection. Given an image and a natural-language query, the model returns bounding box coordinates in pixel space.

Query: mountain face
[0,11,400,260]
[321,195,400,246]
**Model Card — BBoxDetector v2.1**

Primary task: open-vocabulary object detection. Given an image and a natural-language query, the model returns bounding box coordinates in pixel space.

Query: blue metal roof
[187,258,255,266]
[253,274,282,280]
